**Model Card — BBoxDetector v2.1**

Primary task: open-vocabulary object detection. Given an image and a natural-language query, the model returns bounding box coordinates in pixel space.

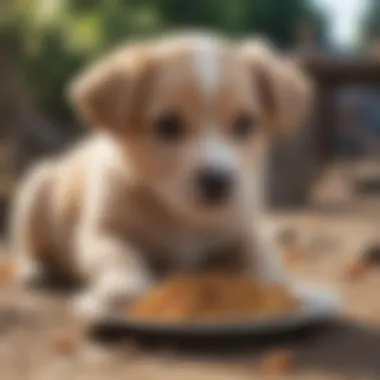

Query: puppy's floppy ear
[240,39,313,135]
[69,45,155,133]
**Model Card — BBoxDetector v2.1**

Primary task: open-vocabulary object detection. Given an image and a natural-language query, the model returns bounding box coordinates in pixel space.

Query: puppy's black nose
[196,167,233,204]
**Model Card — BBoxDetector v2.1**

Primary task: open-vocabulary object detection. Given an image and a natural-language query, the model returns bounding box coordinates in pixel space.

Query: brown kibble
[0,260,17,283]
[261,350,295,374]
[344,260,368,280]
[118,339,141,359]
[282,246,303,267]
[161,306,190,321]
[51,332,78,356]
[129,273,299,322]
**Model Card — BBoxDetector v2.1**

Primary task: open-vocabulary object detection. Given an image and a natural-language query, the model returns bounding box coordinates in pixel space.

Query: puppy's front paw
[98,269,152,303]
[289,281,340,312]
[74,270,153,321]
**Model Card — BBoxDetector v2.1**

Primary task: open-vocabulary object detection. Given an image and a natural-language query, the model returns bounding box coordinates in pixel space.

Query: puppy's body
[18,136,239,270]
[11,33,316,317]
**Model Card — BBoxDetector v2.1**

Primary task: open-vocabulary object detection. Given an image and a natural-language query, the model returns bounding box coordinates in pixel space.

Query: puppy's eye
[153,113,185,142]
[232,113,256,139]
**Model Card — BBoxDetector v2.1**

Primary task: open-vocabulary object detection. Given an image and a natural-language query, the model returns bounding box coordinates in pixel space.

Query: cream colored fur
[10,33,332,320]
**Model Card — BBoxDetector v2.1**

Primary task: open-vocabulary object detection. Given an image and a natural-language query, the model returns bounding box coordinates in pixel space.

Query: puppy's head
[70,33,313,226]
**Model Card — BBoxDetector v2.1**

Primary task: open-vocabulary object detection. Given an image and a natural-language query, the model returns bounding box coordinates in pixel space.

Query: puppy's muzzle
[195,166,234,205]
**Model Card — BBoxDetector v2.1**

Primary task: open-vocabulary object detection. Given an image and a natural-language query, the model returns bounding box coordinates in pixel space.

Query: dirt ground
[2,163,380,380]
[1,212,380,380]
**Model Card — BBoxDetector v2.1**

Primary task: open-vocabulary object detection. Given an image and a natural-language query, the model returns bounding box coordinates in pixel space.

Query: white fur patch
[193,38,221,100]
[200,132,238,171]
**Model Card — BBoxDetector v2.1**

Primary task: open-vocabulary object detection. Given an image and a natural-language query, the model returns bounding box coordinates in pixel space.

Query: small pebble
[51,332,79,356]
[344,260,368,280]
[119,339,141,358]
[261,349,295,374]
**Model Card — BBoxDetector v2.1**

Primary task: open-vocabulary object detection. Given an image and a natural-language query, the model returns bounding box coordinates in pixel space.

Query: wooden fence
[303,54,380,163]
[268,54,380,207]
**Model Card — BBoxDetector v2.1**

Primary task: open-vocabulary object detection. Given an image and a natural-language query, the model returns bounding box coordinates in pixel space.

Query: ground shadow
[296,320,380,378]
[92,319,380,378]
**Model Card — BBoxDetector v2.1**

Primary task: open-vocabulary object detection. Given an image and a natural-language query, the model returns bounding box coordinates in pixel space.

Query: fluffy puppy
[10,33,318,318]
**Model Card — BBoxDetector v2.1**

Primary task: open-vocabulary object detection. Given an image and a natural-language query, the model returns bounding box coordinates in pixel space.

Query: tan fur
[11,162,55,259]
[240,39,313,134]
[10,33,317,319]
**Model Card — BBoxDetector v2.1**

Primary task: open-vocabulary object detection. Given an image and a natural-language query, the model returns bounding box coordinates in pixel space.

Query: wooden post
[270,53,380,207]
[302,55,380,163]
[315,83,336,164]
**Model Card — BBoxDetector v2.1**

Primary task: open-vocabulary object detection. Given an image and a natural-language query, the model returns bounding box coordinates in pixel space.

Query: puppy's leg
[9,162,55,285]
[246,220,291,284]
[73,152,155,319]
[74,233,153,319]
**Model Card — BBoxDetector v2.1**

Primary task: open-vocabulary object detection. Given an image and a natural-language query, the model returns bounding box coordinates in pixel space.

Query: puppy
[10,33,320,318]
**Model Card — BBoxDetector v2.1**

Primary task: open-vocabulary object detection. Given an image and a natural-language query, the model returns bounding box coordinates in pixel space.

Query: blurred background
[2,0,380,227]
[3,2,380,378]
[2,0,380,232]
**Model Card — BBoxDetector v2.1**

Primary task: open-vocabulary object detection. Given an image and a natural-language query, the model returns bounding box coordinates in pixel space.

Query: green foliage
[1,0,328,126]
